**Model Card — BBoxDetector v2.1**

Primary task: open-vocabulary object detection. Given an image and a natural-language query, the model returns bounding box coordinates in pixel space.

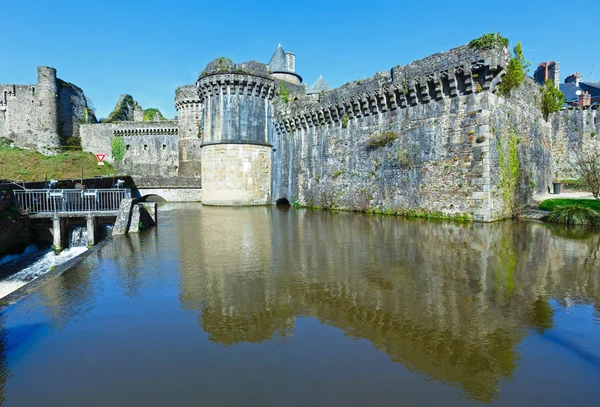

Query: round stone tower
[175,85,203,177]
[36,66,60,151]
[197,58,275,205]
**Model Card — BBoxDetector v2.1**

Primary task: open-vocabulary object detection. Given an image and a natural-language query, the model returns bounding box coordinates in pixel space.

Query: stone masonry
[6,42,599,220]
[0,67,94,154]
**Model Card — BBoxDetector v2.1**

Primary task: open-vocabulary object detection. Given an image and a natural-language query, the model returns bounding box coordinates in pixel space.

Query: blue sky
[1,0,598,119]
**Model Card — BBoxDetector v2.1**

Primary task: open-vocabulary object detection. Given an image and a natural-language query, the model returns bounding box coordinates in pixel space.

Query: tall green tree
[498,42,530,96]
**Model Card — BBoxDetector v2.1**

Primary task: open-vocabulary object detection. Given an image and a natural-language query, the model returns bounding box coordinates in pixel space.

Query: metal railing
[14,189,131,215]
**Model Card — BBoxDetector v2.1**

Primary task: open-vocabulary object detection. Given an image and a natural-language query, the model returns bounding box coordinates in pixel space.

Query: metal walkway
[14,189,131,217]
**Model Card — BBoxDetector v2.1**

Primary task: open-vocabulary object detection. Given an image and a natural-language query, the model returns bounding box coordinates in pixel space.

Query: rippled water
[0,203,599,406]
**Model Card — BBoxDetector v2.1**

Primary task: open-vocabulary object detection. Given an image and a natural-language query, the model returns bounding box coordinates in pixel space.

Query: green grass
[0,144,117,182]
[547,205,599,225]
[539,198,600,213]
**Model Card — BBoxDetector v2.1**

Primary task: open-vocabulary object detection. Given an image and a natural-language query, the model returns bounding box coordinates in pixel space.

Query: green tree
[541,79,564,120]
[498,42,529,96]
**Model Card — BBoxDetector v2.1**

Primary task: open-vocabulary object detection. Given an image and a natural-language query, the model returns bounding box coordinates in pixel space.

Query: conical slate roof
[268,44,288,72]
[307,75,331,94]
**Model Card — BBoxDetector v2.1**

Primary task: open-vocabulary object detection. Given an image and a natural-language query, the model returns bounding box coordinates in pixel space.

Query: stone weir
[269,43,544,222]
[197,59,276,205]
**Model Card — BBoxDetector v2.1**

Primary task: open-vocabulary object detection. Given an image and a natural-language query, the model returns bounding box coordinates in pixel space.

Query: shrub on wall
[498,42,530,97]
[111,136,126,163]
[468,33,509,50]
[367,131,398,148]
[541,80,564,120]
[143,108,165,121]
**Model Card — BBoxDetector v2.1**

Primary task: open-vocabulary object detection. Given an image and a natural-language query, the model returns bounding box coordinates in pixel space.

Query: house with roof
[559,72,600,107]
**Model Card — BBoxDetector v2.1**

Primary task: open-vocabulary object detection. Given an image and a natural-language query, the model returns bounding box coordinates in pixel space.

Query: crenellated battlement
[113,125,178,137]
[196,73,275,101]
[273,45,509,134]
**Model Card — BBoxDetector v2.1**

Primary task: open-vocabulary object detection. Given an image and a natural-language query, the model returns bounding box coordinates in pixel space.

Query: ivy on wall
[496,127,520,216]
[111,136,126,163]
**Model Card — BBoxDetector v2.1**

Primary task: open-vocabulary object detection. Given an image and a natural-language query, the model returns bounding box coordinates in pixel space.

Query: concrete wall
[201,144,271,205]
[137,187,202,202]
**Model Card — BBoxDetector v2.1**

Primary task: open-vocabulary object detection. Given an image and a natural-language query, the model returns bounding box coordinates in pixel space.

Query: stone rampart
[273,45,508,135]
[551,107,600,181]
[175,85,203,177]
[270,44,553,221]
[80,121,179,178]
[0,67,91,154]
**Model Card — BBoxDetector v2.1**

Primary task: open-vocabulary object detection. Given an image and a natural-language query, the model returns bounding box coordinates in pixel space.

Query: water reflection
[178,207,600,402]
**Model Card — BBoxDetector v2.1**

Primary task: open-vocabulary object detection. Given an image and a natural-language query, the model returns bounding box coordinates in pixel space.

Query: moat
[0,203,599,406]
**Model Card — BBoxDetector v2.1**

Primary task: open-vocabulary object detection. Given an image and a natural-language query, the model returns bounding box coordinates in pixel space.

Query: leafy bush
[575,148,600,200]
[498,42,530,96]
[111,136,126,163]
[547,205,599,225]
[541,79,564,120]
[468,33,509,50]
[367,131,398,148]
[143,108,165,121]
[341,113,349,128]
[278,82,290,103]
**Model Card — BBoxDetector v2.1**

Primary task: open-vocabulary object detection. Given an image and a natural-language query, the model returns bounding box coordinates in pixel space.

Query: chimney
[566,72,583,86]
[579,91,591,107]
[285,52,295,73]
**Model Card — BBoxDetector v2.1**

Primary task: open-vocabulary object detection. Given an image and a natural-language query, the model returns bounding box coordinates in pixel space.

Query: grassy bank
[0,145,116,182]
[539,198,600,213]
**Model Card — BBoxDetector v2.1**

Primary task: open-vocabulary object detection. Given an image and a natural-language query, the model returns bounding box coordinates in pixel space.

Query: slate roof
[268,44,288,73]
[560,82,582,103]
[580,82,600,94]
[307,76,331,94]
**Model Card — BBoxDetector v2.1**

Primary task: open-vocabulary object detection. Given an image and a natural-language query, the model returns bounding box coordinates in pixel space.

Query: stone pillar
[86,215,95,247]
[52,215,62,253]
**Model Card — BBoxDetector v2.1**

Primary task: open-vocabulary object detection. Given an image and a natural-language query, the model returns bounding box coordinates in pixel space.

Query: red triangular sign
[95,154,106,162]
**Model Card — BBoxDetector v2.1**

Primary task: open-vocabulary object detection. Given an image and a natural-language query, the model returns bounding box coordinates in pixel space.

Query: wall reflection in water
[177,206,600,402]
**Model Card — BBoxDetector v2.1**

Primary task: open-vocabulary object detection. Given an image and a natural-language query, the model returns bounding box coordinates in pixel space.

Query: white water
[69,226,87,247]
[0,246,87,299]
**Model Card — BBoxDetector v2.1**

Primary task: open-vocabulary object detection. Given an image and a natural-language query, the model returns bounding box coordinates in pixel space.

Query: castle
[2,40,599,221]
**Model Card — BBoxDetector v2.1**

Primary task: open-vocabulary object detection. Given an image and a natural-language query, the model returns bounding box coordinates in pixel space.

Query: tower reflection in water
[177,206,600,402]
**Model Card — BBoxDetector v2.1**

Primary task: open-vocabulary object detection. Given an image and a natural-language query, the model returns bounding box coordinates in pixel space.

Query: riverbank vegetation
[0,144,116,182]
[547,205,599,226]
[539,198,600,212]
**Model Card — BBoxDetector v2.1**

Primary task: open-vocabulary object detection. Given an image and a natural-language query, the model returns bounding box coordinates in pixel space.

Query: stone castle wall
[175,85,203,178]
[0,67,90,154]
[271,44,523,221]
[201,144,271,205]
[551,108,600,181]
[80,121,179,178]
